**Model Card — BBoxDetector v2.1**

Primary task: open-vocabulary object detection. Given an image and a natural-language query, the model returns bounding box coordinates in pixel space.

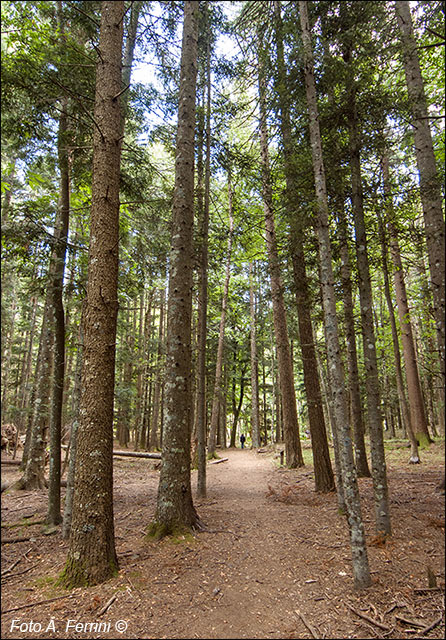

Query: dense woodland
[1,0,444,595]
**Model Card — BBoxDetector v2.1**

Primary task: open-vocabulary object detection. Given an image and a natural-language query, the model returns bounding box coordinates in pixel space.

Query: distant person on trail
[240,434,246,449]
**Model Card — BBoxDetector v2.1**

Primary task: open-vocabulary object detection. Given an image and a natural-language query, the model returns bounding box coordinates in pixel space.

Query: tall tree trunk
[257,25,303,469]
[149,289,165,450]
[47,89,70,525]
[15,275,55,490]
[118,309,133,447]
[122,0,142,100]
[208,170,234,457]
[249,262,261,448]
[317,349,346,513]
[62,318,83,539]
[231,358,246,447]
[274,0,333,489]
[139,291,154,450]
[17,296,38,433]
[196,9,211,494]
[134,292,145,446]
[47,0,72,522]
[151,1,200,536]
[377,208,420,462]
[61,0,125,587]
[382,150,431,448]
[299,0,370,589]
[344,48,391,537]
[395,0,445,384]
[337,208,371,477]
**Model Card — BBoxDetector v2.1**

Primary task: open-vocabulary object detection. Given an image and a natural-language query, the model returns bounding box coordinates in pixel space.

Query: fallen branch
[395,615,425,628]
[1,557,21,576]
[2,563,37,581]
[1,536,34,544]
[295,609,320,638]
[1,460,21,466]
[2,594,74,614]
[97,593,117,617]
[418,615,443,636]
[346,603,391,631]
[209,457,229,465]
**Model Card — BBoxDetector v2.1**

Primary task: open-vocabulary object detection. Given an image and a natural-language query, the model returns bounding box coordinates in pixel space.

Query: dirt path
[1,444,445,639]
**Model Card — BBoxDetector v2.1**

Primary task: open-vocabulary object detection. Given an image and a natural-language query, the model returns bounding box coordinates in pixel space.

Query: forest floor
[1,440,445,639]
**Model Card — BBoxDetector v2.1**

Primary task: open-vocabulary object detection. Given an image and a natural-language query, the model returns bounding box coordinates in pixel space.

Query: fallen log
[209,457,229,465]
[61,444,161,460]
[112,450,161,459]
[1,459,21,466]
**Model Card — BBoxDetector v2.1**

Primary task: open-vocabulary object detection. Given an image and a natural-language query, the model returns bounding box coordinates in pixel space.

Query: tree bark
[299,0,370,589]
[151,1,200,535]
[47,88,70,525]
[195,1,211,497]
[61,0,125,587]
